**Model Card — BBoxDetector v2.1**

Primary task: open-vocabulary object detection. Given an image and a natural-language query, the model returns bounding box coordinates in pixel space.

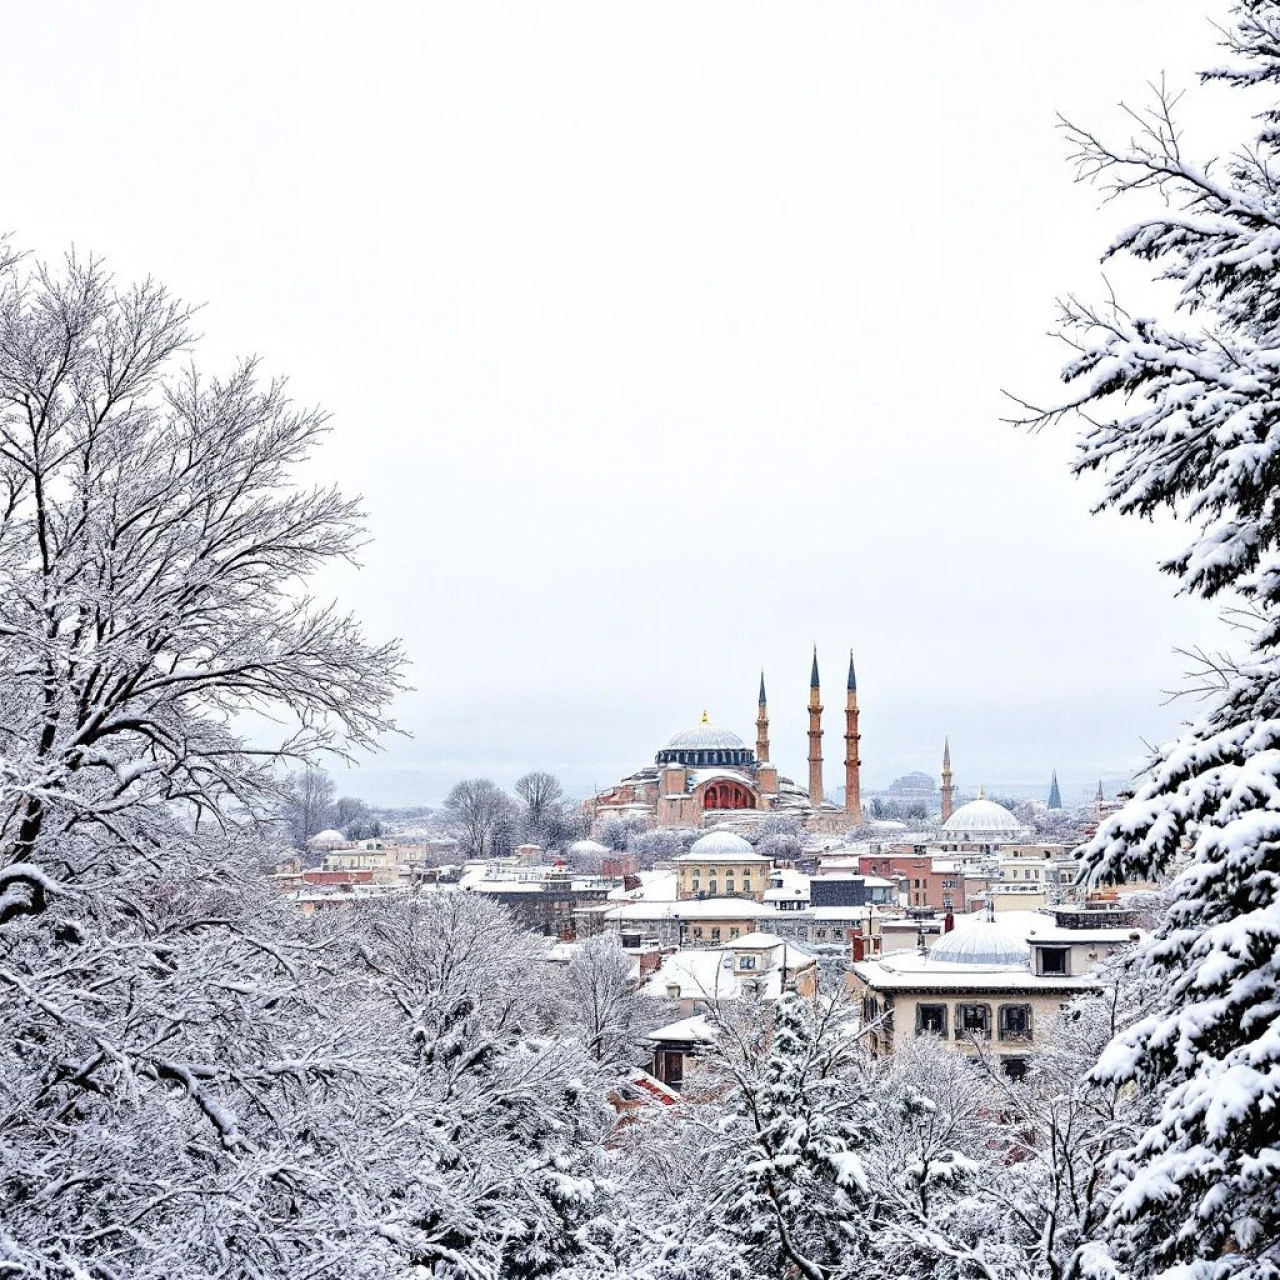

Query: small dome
[690,831,753,856]
[569,839,609,857]
[665,722,747,752]
[930,922,1030,967]
[676,830,768,863]
[308,828,347,846]
[941,797,1023,836]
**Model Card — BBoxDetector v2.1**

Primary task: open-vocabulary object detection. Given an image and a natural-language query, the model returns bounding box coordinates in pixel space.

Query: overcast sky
[3,1,1243,807]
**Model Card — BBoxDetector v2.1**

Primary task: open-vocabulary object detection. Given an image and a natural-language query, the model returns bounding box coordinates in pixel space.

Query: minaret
[940,737,954,822]
[807,646,824,806]
[843,650,861,819]
[756,672,770,763]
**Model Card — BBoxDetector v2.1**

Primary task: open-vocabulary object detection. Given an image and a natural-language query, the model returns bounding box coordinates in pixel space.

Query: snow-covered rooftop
[604,897,772,922]
[645,1014,716,1044]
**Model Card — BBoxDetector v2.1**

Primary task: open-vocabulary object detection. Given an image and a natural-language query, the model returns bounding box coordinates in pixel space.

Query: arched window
[702,781,755,811]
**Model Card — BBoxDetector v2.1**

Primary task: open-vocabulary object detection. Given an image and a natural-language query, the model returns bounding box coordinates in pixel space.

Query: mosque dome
[307,828,348,847]
[941,796,1023,838]
[677,830,768,862]
[568,839,609,858]
[656,714,755,769]
[690,830,754,856]
[665,722,747,751]
[929,920,1031,967]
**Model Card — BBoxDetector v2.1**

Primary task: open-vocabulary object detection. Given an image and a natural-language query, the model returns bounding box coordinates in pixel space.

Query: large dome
[656,716,754,769]
[665,723,747,751]
[941,797,1023,838]
[930,921,1031,967]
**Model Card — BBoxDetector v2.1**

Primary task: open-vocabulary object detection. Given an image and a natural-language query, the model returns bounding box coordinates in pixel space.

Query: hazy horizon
[2,1,1238,809]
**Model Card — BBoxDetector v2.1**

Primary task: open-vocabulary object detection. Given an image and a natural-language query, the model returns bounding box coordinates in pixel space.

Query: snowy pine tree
[1017,5,1280,1275]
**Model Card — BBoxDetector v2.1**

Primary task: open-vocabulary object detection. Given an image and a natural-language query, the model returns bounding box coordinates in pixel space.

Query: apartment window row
[689,875,752,894]
[688,925,742,943]
[915,1001,1034,1042]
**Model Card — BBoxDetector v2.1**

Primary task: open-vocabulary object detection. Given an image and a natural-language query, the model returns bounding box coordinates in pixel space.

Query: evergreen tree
[714,995,875,1280]
[1018,5,1280,1276]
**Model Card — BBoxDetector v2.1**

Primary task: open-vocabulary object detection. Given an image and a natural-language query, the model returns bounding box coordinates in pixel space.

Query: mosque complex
[591,648,986,836]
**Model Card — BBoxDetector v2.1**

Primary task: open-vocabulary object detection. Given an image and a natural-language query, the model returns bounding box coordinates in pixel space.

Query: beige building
[604,895,773,949]
[673,831,770,902]
[848,908,1139,1080]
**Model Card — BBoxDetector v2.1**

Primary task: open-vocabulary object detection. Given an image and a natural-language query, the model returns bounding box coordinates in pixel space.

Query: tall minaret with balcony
[756,672,770,763]
[807,646,824,806]
[844,650,861,819]
[941,737,955,822]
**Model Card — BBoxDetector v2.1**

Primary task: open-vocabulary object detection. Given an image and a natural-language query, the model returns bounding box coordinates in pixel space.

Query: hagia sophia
[593,648,868,834]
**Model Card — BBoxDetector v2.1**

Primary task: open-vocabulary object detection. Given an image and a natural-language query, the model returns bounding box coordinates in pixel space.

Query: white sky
[3,1,1242,807]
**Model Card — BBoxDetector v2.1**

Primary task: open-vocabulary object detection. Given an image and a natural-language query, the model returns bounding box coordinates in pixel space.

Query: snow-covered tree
[610,995,877,1280]
[1015,7,1280,1275]
[563,933,644,1067]
[598,814,647,852]
[626,827,690,867]
[514,770,573,848]
[0,248,404,1277]
[282,765,338,850]
[346,892,615,1278]
[443,777,518,857]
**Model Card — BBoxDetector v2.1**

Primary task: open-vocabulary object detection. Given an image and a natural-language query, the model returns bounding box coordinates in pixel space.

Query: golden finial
[700,709,709,724]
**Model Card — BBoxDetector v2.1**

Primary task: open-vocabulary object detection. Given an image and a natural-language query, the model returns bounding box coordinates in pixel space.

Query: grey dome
[676,831,769,863]
[941,797,1023,837]
[656,716,754,769]
[665,723,747,751]
[930,922,1031,968]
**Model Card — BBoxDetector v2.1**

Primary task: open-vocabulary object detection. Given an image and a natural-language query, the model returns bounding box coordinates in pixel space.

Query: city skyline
[1,0,1235,808]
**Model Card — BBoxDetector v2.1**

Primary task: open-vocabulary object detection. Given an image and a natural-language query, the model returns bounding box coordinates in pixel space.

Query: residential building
[848,908,1139,1080]
[674,831,770,902]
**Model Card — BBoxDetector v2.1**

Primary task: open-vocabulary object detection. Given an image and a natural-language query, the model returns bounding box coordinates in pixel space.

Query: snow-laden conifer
[1016,6,1280,1275]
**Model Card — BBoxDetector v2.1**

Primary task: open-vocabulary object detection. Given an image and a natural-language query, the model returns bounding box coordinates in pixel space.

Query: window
[729,927,739,939]
[862,996,881,1023]
[1001,1056,1029,1082]
[725,880,735,894]
[942,879,956,889]
[692,926,703,939]
[743,876,751,890]
[709,880,718,896]
[1039,948,1069,976]
[998,1003,1033,1041]
[916,1003,947,1036]
[739,955,757,970]
[711,928,721,942]
[955,1003,991,1039]
[691,879,700,893]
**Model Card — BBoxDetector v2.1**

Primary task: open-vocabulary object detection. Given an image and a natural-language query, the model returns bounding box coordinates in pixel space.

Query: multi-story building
[673,831,770,902]
[848,906,1140,1080]
[859,850,962,911]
